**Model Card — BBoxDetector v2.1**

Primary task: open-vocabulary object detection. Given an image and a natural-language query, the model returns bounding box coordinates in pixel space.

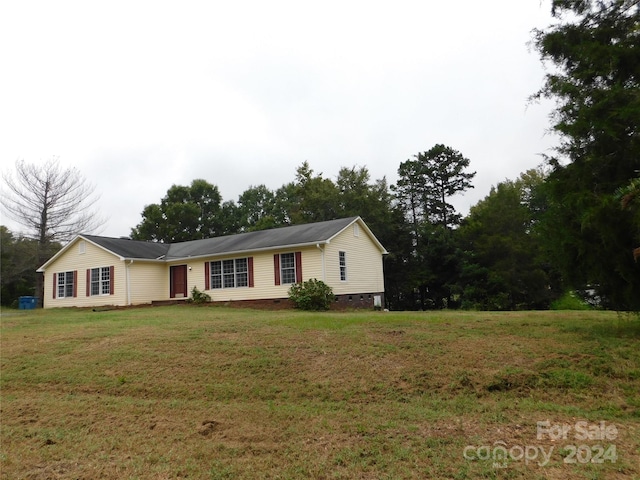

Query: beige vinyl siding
[250,251,288,299]
[196,246,324,301]
[42,239,169,308]
[299,246,324,282]
[324,222,384,295]
[43,239,126,308]
[127,261,168,304]
[194,222,383,301]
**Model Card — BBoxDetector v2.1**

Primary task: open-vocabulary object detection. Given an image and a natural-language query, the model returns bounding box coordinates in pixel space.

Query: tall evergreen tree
[533,0,640,310]
[416,145,476,228]
[392,145,475,309]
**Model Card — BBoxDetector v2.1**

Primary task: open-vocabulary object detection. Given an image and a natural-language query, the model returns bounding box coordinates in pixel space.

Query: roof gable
[325,217,388,254]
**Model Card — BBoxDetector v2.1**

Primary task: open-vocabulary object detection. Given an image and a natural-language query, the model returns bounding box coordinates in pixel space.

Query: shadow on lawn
[560,314,640,339]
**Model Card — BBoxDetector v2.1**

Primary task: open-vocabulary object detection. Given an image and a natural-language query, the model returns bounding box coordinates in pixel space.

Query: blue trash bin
[19,296,38,310]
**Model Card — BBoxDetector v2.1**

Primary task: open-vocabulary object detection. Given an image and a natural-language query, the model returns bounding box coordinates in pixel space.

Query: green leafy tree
[219,200,243,236]
[0,227,57,306]
[336,166,373,215]
[336,167,386,218]
[335,166,396,235]
[131,179,225,242]
[235,182,297,230]
[532,0,640,310]
[269,182,299,227]
[289,162,340,224]
[416,223,463,309]
[377,211,415,311]
[458,170,561,310]
[237,185,279,231]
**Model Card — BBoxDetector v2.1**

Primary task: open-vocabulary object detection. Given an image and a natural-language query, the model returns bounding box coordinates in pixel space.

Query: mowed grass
[1,307,639,479]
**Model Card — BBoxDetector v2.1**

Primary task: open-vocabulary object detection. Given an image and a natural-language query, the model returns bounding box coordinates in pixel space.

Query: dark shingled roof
[82,235,170,260]
[82,217,364,260]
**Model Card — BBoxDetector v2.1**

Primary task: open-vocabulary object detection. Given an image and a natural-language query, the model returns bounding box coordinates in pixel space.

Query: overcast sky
[1,1,559,239]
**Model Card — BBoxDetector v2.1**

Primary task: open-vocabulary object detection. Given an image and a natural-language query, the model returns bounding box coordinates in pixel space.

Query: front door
[170,265,188,298]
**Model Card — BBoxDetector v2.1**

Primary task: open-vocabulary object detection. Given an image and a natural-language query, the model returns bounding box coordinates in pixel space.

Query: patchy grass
[1,307,639,479]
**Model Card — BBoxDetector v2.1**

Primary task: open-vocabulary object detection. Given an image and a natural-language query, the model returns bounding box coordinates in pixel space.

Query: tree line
[0,146,632,311]
[2,0,639,310]
[125,149,562,311]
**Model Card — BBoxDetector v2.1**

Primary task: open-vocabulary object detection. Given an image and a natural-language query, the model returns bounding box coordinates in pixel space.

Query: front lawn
[1,306,638,479]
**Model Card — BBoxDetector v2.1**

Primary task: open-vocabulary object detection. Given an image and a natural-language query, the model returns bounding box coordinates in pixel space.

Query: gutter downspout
[316,243,325,282]
[126,260,133,305]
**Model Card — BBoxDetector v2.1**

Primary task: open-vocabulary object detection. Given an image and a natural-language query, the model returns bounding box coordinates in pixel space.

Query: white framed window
[57,271,75,298]
[280,252,296,284]
[90,267,111,295]
[339,251,347,281]
[78,241,86,254]
[210,258,248,289]
[353,224,360,237]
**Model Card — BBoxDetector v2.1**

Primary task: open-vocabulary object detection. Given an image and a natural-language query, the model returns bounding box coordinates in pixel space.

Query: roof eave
[121,257,168,263]
[36,235,166,271]
[164,240,331,263]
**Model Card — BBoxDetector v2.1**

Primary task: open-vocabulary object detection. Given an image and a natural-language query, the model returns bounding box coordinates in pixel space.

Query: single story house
[37,216,387,309]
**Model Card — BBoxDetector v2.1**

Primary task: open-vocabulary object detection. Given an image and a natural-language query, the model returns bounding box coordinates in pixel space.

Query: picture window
[210,258,248,289]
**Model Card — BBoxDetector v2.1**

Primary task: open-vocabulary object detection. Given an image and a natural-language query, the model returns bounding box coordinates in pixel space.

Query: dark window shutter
[204,262,210,290]
[295,251,302,283]
[86,269,91,297]
[109,266,115,295]
[73,270,78,298]
[274,254,281,285]
[53,273,57,299]
[170,267,174,298]
[248,257,254,288]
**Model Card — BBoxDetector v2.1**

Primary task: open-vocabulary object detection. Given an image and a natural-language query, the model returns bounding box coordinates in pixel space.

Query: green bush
[550,291,591,310]
[189,286,211,304]
[288,278,334,311]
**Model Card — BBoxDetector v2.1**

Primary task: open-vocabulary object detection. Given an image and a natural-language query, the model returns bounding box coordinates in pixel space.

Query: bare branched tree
[2,157,103,244]
[1,157,104,305]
